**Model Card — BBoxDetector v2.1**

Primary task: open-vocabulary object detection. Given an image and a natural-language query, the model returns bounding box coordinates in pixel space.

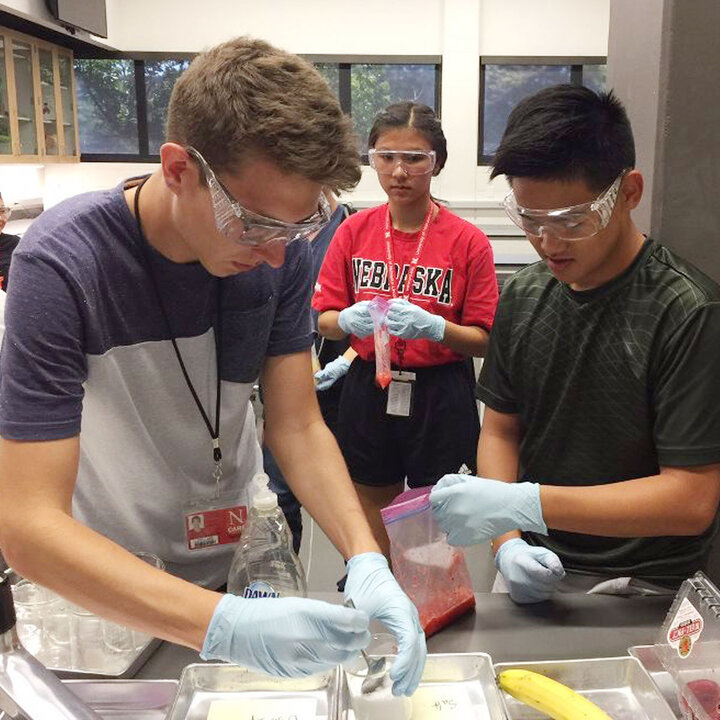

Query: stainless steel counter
[133,591,673,680]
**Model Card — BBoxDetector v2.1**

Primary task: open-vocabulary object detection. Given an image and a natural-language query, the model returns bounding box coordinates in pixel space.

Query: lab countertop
[133,591,673,679]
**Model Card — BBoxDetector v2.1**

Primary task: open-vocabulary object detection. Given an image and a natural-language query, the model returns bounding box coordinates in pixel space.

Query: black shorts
[337,358,480,488]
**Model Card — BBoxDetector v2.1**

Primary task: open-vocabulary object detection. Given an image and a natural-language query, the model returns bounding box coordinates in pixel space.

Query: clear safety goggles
[368,148,436,176]
[502,172,626,241]
[186,147,331,246]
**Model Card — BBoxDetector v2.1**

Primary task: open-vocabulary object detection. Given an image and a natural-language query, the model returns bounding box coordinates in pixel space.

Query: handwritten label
[207,697,317,720]
[411,686,474,718]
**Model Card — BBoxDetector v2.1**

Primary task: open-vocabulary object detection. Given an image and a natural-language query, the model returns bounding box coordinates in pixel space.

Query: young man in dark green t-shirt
[430,85,720,602]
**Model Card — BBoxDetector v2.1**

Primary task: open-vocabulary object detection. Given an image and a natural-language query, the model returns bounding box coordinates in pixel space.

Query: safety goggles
[186,147,331,246]
[368,148,436,176]
[502,172,626,241]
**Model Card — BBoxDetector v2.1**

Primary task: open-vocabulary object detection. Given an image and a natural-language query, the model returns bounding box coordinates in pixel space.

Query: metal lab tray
[167,664,341,720]
[339,652,506,719]
[629,644,683,718]
[50,637,162,680]
[9,570,161,679]
[0,679,178,720]
[494,656,676,719]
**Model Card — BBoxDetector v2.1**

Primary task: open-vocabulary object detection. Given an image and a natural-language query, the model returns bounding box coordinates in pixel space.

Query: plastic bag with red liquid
[368,296,391,389]
[381,487,475,638]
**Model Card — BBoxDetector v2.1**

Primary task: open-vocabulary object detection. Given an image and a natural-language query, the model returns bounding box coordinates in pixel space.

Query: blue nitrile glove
[338,301,374,338]
[386,298,446,342]
[429,474,547,546]
[345,552,426,697]
[314,355,351,391]
[201,594,370,677]
[494,538,565,604]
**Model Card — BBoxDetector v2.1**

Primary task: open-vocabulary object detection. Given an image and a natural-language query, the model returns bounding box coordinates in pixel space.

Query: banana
[497,668,613,719]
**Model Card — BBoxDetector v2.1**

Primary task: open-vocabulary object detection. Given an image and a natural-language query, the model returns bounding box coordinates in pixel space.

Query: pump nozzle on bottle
[250,472,278,512]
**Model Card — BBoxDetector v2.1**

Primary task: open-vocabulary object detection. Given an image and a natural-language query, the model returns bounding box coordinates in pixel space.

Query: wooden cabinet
[0,27,79,162]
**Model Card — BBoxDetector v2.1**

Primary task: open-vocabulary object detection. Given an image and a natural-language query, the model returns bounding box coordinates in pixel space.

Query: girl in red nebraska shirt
[313,102,498,557]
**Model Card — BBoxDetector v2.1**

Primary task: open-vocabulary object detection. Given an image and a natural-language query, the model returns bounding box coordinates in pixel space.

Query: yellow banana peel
[498,668,613,720]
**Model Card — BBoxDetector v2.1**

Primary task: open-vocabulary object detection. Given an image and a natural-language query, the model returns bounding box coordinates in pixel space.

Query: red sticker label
[185,505,247,551]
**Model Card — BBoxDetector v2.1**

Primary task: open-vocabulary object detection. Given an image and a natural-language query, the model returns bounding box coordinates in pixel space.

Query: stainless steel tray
[167,664,341,720]
[0,679,178,720]
[629,644,683,718]
[9,570,160,679]
[339,652,506,719]
[50,637,162,680]
[494,656,676,719]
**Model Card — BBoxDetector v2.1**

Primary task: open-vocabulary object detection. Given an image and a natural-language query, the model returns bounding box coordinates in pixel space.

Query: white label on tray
[207,697,317,720]
[667,597,704,658]
[410,686,474,718]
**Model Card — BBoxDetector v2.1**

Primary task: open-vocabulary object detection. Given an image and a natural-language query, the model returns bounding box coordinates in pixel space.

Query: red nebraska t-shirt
[312,204,498,367]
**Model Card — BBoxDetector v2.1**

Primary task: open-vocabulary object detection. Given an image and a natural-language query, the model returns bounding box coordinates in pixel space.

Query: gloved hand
[345,552,426,697]
[429,474,547,545]
[494,537,565,604]
[338,301,374,338]
[386,298,445,342]
[314,355,351,391]
[201,594,370,677]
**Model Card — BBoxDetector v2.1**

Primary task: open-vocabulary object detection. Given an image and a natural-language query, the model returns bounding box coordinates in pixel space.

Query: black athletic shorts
[337,357,480,488]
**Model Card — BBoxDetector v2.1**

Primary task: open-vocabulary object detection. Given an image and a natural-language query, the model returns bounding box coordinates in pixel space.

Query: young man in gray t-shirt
[0,37,425,694]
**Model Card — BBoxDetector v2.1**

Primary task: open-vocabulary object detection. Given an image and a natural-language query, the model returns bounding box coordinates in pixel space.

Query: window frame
[478,55,607,166]
[74,51,442,164]
[74,51,194,162]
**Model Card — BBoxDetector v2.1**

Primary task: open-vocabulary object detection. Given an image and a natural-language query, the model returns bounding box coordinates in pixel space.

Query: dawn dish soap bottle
[227,472,308,599]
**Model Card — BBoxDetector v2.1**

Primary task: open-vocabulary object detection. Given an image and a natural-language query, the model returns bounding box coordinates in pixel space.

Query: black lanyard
[133,177,223,473]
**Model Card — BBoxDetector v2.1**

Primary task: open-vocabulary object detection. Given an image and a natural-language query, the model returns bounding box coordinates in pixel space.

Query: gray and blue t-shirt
[0,180,313,587]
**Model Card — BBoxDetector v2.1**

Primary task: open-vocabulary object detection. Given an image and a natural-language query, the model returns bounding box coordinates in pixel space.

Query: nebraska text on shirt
[351,258,454,305]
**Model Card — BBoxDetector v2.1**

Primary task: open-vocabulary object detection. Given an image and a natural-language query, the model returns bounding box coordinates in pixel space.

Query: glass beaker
[101,552,165,654]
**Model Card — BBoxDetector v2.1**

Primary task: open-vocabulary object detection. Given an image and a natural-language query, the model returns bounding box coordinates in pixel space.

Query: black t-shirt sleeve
[653,303,720,466]
[475,292,518,414]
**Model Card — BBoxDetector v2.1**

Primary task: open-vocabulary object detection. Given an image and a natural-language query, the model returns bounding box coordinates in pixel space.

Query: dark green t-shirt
[476,239,720,587]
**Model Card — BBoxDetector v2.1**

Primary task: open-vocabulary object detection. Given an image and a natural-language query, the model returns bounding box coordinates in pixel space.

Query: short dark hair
[490,85,635,192]
[368,102,447,175]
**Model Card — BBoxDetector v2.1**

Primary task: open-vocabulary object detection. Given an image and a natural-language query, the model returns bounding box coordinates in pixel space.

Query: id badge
[183,491,247,551]
[386,370,415,417]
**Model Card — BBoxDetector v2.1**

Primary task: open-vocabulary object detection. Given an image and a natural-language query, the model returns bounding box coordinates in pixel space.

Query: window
[74,58,138,154]
[582,64,607,94]
[350,64,438,151]
[74,55,440,162]
[315,62,340,97]
[145,59,191,154]
[479,59,606,164]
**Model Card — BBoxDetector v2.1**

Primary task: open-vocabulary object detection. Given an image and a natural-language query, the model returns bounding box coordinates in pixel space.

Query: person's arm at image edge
[261,349,379,558]
[262,349,427,695]
[0,436,221,650]
[460,410,720,539]
[474,408,720,538]
[540,465,720,537]
[317,310,346,340]
[440,321,489,357]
